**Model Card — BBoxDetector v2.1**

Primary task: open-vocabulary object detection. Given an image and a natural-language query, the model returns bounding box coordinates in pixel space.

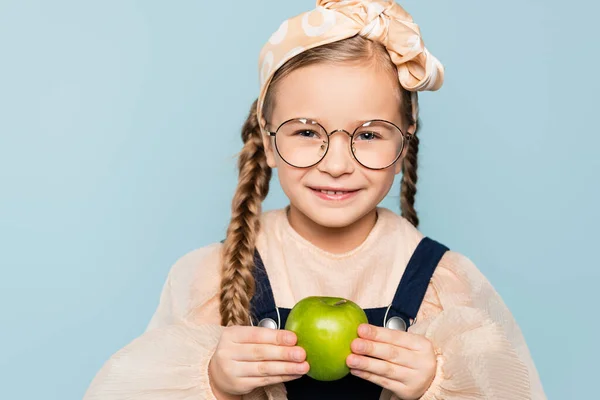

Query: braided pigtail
[219,99,272,326]
[400,91,420,228]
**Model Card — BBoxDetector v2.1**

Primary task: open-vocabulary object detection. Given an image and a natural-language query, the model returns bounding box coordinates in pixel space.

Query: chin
[309,211,360,229]
[293,199,377,229]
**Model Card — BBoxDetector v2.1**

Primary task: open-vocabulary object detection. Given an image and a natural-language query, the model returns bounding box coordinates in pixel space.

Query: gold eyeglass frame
[265,117,413,170]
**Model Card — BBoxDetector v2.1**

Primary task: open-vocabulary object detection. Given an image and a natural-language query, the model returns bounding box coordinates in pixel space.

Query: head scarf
[256,0,444,128]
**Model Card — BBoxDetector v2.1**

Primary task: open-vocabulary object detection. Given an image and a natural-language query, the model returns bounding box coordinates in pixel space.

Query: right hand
[208,326,309,398]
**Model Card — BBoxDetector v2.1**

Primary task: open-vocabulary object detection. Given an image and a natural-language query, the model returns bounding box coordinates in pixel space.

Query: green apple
[284,296,368,381]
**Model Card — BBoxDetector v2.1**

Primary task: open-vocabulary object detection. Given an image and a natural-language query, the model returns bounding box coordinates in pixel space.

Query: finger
[234,344,306,362]
[232,326,297,346]
[350,368,407,394]
[351,338,417,369]
[358,324,423,351]
[244,374,304,388]
[241,360,310,377]
[347,354,413,381]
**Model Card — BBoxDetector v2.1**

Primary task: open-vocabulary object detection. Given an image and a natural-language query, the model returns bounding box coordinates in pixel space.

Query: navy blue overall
[249,237,449,400]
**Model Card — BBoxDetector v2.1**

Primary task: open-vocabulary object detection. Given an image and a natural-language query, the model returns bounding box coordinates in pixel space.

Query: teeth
[320,190,346,195]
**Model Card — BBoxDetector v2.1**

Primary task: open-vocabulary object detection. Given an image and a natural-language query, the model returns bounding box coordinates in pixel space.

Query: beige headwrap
[257,0,445,127]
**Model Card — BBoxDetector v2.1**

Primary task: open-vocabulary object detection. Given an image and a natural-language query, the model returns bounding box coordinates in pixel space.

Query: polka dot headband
[256,0,445,128]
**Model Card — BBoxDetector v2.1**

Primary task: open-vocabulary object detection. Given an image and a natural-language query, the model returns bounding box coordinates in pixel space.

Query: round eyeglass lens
[351,120,404,169]
[274,118,328,168]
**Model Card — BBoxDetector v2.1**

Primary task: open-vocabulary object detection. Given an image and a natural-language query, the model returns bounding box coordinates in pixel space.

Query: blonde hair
[219,35,421,326]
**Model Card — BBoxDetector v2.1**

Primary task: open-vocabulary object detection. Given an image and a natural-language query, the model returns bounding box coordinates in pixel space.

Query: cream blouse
[84,207,546,400]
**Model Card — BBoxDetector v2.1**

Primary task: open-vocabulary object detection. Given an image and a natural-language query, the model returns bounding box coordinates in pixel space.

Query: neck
[286,206,378,254]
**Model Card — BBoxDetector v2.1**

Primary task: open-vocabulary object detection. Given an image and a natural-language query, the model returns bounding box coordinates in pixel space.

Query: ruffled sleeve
[83,244,287,400]
[385,251,546,400]
[84,322,224,400]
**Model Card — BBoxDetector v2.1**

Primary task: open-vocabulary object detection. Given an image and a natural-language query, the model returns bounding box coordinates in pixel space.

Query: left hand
[346,323,437,400]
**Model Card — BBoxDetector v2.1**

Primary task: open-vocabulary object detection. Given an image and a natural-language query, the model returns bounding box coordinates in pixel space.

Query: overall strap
[249,249,280,327]
[387,237,449,326]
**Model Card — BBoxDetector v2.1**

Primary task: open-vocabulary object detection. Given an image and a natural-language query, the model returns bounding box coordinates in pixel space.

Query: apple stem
[333,300,347,306]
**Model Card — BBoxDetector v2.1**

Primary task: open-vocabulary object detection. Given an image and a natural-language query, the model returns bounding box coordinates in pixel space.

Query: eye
[355,131,381,141]
[295,129,320,138]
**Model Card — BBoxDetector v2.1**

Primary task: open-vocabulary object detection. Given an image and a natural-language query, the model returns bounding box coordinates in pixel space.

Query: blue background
[1,0,597,398]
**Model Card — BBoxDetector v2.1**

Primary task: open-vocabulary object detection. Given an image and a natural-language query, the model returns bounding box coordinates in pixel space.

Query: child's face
[263,62,407,229]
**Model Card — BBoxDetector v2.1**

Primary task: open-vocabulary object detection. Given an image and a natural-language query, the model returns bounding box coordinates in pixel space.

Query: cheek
[276,161,306,192]
[366,169,397,195]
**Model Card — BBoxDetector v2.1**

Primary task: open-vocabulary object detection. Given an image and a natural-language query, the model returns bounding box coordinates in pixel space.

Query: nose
[317,130,355,177]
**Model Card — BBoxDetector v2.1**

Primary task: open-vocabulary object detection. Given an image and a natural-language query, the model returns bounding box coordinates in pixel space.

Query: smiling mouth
[309,187,359,194]
[316,189,355,195]
[308,187,361,201]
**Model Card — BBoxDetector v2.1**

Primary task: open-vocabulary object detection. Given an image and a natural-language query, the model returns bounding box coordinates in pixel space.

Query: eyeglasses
[266,118,411,170]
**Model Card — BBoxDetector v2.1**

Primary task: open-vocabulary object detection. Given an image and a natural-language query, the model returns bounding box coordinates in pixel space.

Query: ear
[260,116,277,169]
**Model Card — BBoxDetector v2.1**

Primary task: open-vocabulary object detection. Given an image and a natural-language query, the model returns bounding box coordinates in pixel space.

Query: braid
[400,91,420,228]
[219,99,272,326]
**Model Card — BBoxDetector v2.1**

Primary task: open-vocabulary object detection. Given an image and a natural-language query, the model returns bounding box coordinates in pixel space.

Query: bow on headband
[256,0,444,128]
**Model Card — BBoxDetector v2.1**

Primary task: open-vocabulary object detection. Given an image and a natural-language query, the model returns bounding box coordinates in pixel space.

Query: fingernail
[354,340,365,352]
[285,333,295,345]
[347,356,358,367]
[358,324,369,336]
[293,349,303,361]
[351,369,363,377]
[296,363,307,373]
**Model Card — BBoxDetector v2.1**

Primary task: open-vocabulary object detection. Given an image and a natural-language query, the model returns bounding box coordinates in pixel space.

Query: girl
[84,1,546,399]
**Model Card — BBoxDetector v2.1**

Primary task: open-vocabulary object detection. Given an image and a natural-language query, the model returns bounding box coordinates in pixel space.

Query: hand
[346,324,437,400]
[208,326,309,398]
